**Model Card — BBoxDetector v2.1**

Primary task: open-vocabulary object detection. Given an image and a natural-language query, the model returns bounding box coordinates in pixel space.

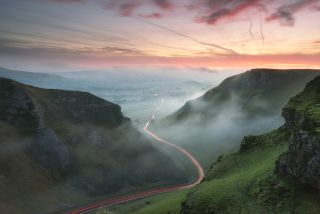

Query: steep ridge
[163,68,320,125]
[0,78,186,214]
[154,69,320,166]
[277,76,320,189]
[180,75,320,213]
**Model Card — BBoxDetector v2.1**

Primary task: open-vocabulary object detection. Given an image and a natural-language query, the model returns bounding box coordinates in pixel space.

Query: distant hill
[153,68,320,166]
[0,67,78,89]
[0,78,186,214]
[164,68,320,124]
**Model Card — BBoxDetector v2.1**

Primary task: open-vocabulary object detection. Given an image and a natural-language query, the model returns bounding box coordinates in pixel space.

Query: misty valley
[1,0,320,213]
[1,67,320,214]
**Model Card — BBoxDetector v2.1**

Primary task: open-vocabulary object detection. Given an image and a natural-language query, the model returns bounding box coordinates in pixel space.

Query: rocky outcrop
[277,130,320,189]
[276,76,320,190]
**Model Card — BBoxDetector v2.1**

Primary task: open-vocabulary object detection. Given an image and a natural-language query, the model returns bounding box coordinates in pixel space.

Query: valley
[0,68,319,214]
[1,1,320,213]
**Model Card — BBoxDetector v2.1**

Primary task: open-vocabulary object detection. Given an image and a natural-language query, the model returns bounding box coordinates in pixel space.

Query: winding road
[69,99,204,214]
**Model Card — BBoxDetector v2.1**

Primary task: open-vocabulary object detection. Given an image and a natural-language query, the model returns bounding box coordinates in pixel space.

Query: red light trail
[69,98,204,214]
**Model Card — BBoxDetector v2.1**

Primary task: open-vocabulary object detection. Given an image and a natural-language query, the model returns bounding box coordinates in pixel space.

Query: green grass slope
[103,129,319,214]
[152,69,320,168]
[284,75,320,129]
[113,75,320,214]
[180,75,320,213]
[181,128,319,213]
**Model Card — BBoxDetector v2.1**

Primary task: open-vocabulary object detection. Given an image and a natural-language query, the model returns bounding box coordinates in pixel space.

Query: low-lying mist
[152,91,285,168]
[151,69,320,168]
[56,67,240,124]
[0,66,240,125]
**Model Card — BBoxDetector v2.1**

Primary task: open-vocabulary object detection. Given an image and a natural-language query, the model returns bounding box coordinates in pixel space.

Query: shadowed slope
[0,77,186,214]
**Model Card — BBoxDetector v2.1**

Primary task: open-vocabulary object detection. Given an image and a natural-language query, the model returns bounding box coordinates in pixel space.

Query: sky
[0,0,319,71]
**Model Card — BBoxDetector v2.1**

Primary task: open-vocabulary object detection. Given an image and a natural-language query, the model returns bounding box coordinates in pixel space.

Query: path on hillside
[69,99,204,214]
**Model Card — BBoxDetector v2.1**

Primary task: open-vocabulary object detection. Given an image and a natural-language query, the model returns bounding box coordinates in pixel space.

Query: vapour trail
[0,30,77,47]
[47,13,196,52]
[248,18,261,54]
[259,12,265,50]
[7,7,195,53]
[32,8,198,53]
[134,17,239,55]
[249,18,254,40]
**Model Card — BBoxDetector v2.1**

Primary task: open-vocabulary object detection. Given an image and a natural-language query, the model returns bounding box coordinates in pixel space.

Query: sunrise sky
[0,0,319,71]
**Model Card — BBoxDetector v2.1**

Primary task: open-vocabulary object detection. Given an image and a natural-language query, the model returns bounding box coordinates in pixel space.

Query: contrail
[9,7,195,53]
[249,18,254,40]
[134,17,239,55]
[44,12,196,52]
[259,12,265,50]
[38,11,197,52]
[197,41,239,55]
[143,38,196,52]
[248,18,261,54]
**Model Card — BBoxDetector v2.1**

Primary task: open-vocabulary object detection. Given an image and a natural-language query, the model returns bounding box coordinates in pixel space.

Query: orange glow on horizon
[70,53,320,70]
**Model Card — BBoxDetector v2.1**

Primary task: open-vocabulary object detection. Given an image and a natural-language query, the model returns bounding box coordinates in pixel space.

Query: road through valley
[69,99,204,214]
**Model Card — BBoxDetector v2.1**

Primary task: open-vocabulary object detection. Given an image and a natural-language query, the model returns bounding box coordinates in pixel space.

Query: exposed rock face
[277,131,320,189]
[276,76,320,190]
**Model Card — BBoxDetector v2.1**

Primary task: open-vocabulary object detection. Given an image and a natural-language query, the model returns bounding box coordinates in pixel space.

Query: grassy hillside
[152,69,320,167]
[284,75,320,128]
[110,75,320,213]
[181,128,320,213]
[0,77,187,214]
[107,131,319,214]
[179,76,320,213]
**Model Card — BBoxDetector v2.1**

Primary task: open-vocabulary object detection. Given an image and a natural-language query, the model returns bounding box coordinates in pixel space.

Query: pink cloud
[266,0,319,26]
[196,0,262,25]
[118,2,142,16]
[48,0,320,27]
